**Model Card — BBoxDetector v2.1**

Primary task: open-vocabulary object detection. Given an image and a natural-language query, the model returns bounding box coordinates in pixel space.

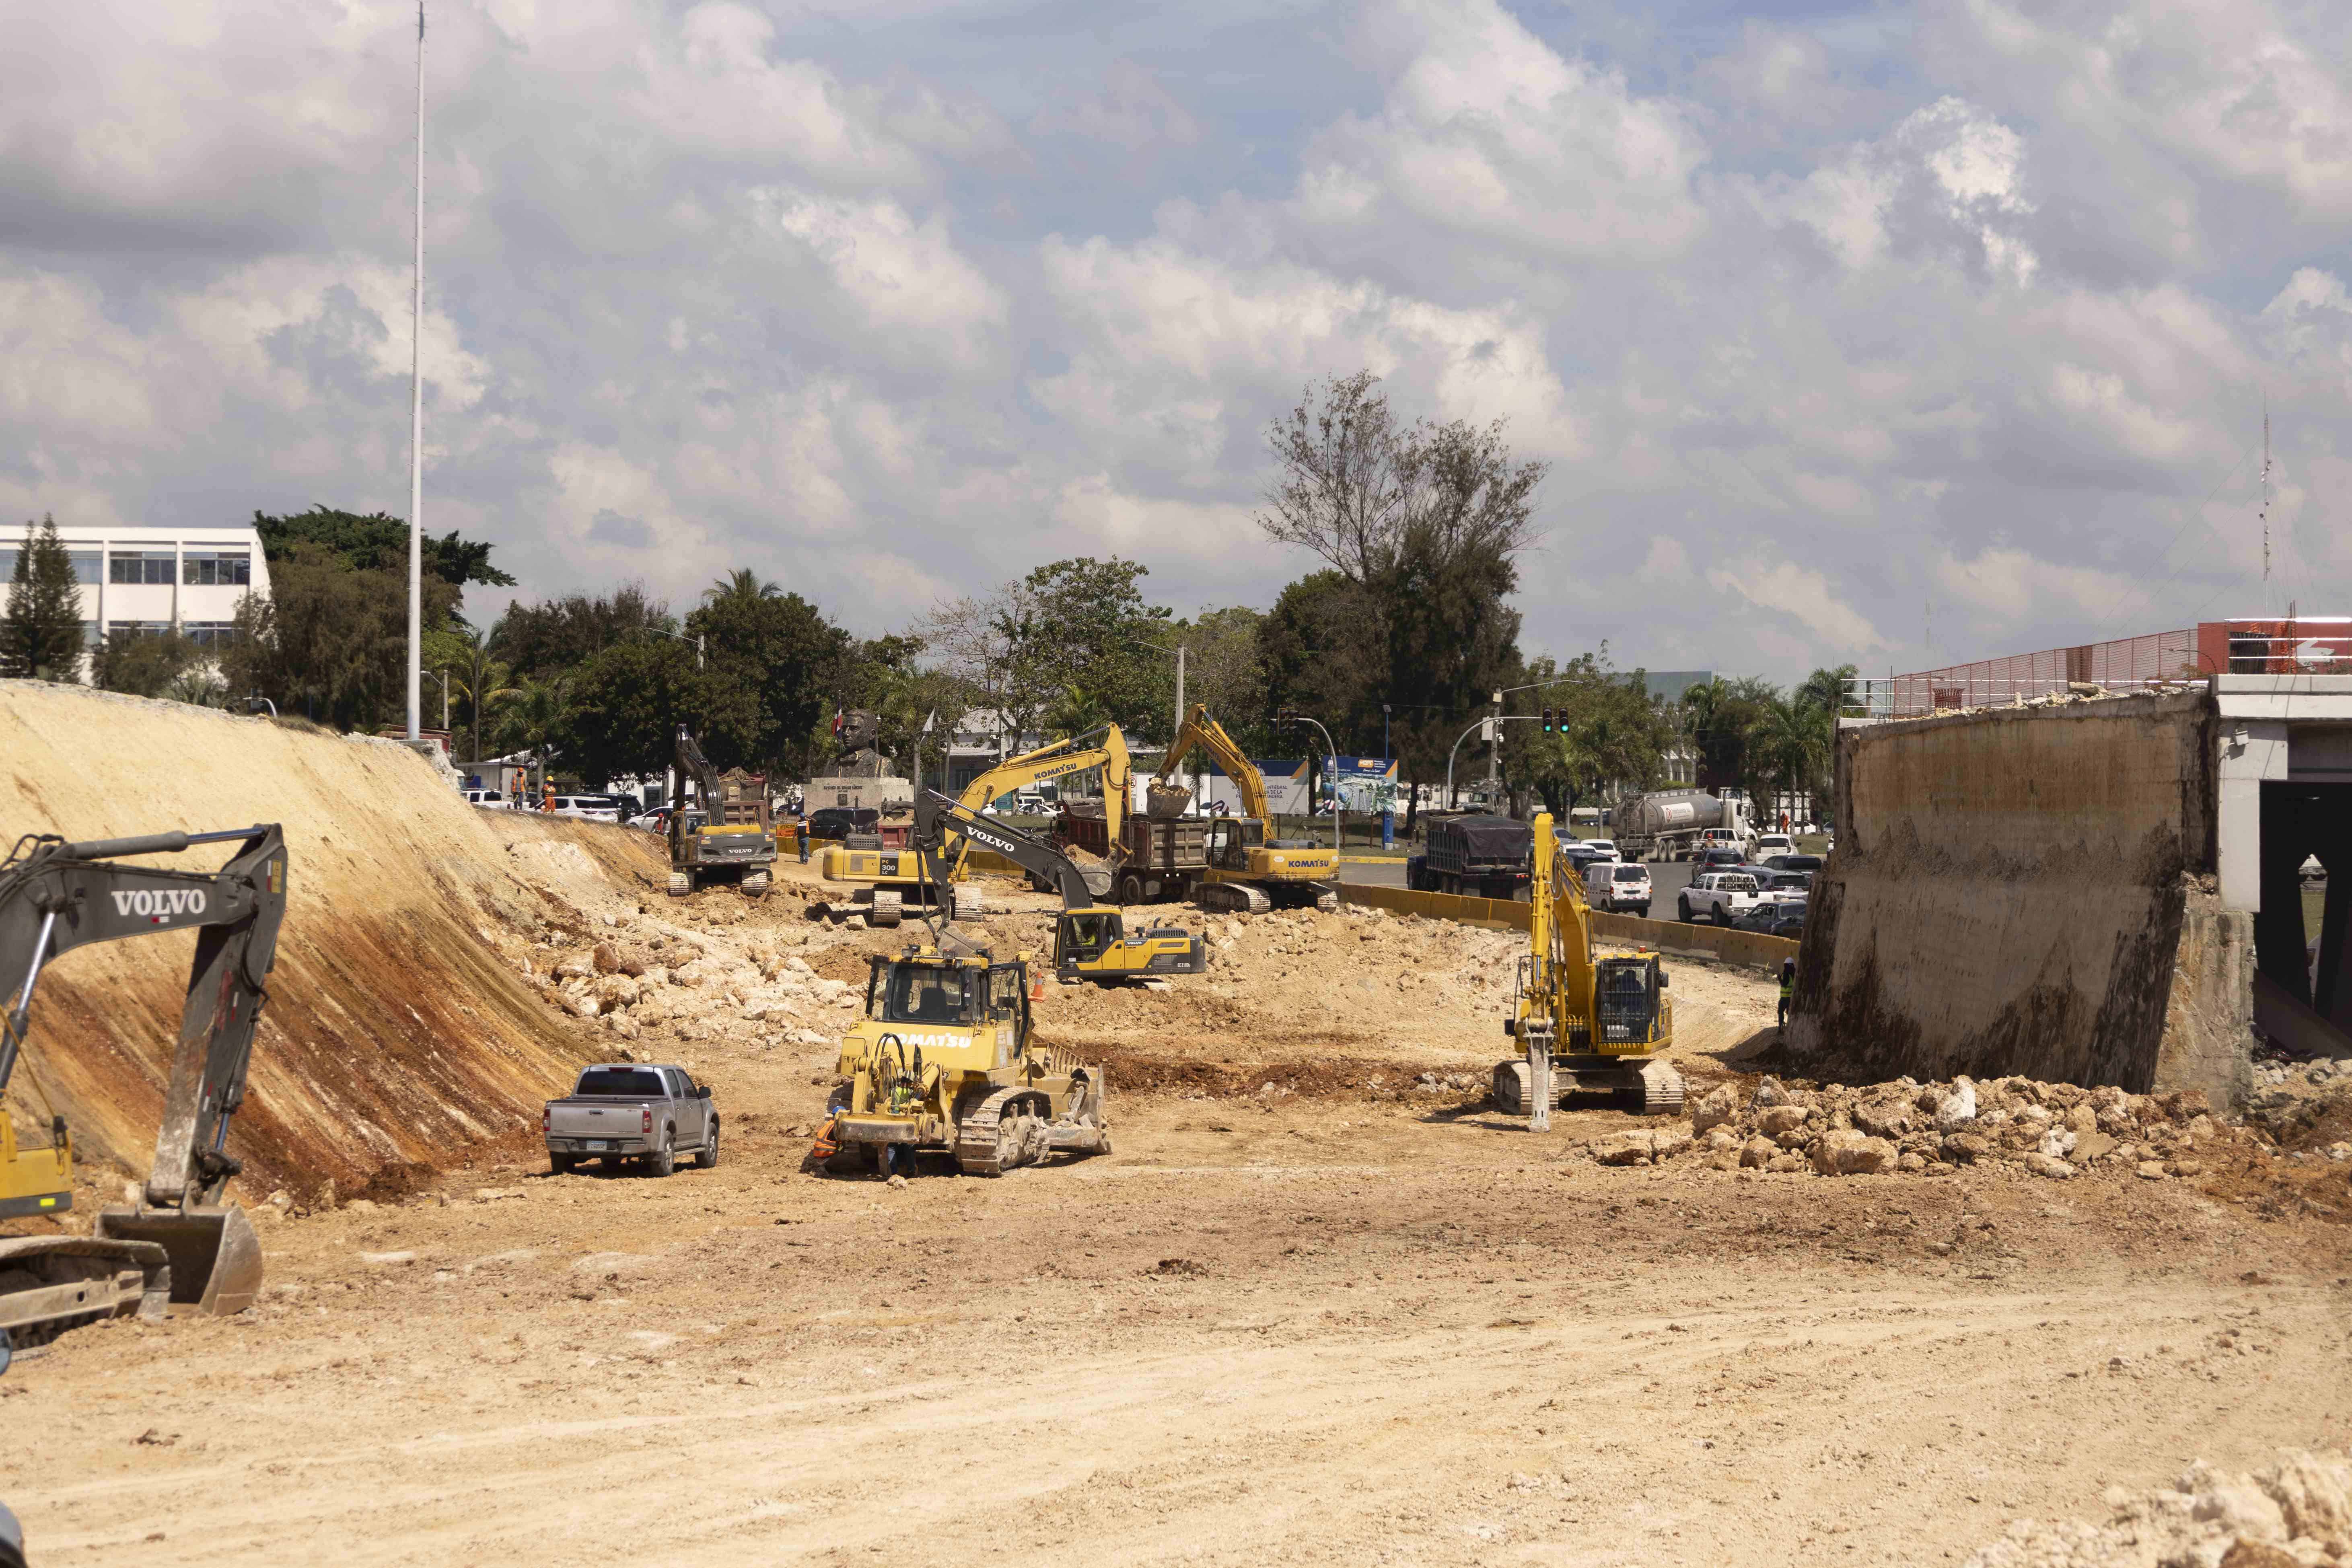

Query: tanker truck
[1615,789,1753,862]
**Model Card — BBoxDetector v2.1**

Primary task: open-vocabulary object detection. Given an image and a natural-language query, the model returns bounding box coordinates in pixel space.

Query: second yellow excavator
[1151,703,1336,913]
[1492,811,1683,1124]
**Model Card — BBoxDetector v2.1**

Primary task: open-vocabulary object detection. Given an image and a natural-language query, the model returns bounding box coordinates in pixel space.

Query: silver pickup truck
[543,1063,718,1177]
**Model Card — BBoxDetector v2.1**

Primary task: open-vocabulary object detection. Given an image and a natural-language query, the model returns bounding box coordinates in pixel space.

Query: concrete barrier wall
[1788,690,2245,1101]
[1336,883,1798,973]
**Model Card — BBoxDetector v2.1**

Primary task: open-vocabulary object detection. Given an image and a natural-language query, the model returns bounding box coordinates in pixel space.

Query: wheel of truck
[648,1132,677,1177]
[549,1152,577,1175]
[1117,872,1144,907]
[696,1117,720,1169]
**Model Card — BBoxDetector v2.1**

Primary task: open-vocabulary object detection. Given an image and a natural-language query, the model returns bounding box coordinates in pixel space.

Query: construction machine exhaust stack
[0,824,289,1350]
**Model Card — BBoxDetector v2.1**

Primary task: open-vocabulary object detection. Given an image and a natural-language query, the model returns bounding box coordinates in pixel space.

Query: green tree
[423,621,513,762]
[223,542,459,729]
[2,515,88,681]
[490,675,572,794]
[92,628,202,698]
[918,557,1172,756]
[251,506,513,628]
[1256,372,1543,825]
[1507,650,1670,819]
[1255,571,1381,762]
[490,586,675,682]
[563,641,704,788]
[684,580,850,776]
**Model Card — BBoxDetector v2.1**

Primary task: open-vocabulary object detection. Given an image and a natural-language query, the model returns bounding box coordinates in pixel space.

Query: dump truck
[1405,814,1533,898]
[0,824,288,1354]
[1056,811,1210,907]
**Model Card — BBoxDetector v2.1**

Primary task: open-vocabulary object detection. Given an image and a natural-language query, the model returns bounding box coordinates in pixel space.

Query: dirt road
[9,1092,2349,1566]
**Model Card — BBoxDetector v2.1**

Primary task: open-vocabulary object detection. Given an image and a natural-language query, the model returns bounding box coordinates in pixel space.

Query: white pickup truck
[1678,871,1762,925]
[543,1063,718,1176]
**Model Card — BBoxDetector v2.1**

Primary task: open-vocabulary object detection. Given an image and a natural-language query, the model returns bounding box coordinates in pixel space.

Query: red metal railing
[1858,619,2351,718]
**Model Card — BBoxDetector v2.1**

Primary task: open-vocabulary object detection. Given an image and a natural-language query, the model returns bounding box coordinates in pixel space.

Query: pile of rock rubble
[522,919,860,1052]
[1963,1449,2351,1568]
[1587,1073,2259,1179]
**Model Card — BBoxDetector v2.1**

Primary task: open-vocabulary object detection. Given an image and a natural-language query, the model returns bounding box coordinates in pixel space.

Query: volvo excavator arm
[947,726,1129,878]
[0,825,287,1338]
[912,790,1095,910]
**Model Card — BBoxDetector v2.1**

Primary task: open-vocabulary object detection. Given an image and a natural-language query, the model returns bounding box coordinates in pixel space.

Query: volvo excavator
[817,788,1189,1177]
[1493,811,1683,1125]
[819,725,1132,923]
[668,725,774,897]
[1153,703,1337,913]
[0,825,287,1360]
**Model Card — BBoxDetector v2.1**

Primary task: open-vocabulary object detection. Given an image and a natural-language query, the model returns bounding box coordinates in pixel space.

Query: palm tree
[704,568,780,608]
[490,675,571,800]
[437,623,514,764]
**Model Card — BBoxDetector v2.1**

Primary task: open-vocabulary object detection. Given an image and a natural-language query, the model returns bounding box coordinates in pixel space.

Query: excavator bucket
[93,1204,263,1316]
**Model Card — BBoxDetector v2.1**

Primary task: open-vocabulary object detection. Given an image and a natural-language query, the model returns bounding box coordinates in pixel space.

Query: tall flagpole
[406,0,426,741]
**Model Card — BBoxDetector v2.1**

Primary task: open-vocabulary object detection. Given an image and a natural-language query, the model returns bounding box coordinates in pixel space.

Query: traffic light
[1541,706,1556,733]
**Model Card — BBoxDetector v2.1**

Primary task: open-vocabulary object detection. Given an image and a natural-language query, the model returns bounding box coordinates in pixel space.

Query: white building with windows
[0,522,271,665]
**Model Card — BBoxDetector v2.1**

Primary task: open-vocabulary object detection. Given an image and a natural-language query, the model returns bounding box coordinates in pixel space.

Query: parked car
[1735,904,1807,937]
[807,806,881,841]
[462,788,513,811]
[1679,870,1762,925]
[547,795,622,823]
[1581,838,1619,860]
[1762,852,1825,875]
[1751,832,1796,862]
[1585,859,1652,916]
[543,1062,718,1176]
[1689,846,1747,879]
[1751,870,1812,916]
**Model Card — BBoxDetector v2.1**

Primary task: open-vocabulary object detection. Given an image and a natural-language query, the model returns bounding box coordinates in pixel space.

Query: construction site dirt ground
[9,844,2352,1566]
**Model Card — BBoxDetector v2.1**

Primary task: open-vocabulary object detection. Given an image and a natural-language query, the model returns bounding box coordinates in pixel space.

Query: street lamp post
[1280,710,1340,849]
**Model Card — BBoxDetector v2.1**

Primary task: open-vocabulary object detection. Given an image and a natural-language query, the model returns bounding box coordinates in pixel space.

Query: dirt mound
[0,682,658,1208]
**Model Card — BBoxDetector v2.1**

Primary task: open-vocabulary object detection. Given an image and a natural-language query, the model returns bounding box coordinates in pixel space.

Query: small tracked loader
[0,825,287,1360]
[1494,811,1683,1124]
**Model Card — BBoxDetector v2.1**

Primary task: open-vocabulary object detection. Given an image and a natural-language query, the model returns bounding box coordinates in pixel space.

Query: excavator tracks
[1633,1059,1686,1117]
[1490,1056,1686,1117]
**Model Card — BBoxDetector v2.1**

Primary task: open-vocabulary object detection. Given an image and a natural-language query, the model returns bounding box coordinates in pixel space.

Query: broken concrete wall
[1787,690,2248,1103]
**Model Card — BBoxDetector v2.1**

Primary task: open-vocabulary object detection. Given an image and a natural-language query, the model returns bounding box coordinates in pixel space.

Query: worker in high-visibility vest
[1777,957,1795,1031]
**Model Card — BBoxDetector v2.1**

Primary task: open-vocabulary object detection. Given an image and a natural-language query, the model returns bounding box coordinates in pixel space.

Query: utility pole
[1487,688,1502,792]
[436,669,449,731]
[1174,643,1186,806]
[405,0,426,743]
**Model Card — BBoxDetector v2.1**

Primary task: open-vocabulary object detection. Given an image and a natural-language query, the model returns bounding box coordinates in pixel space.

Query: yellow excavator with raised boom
[1153,703,1337,913]
[819,725,1132,922]
[1493,811,1683,1125]
[0,825,287,1359]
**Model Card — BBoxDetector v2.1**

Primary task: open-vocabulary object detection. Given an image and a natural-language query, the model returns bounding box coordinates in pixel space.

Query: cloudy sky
[5,0,2348,682]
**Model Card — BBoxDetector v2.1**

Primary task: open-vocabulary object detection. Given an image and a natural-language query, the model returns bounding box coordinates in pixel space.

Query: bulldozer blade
[93,1204,263,1316]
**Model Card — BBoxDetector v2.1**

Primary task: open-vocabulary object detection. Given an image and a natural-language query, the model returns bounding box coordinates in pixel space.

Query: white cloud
[1706,558,1888,657]
[1293,0,1709,260]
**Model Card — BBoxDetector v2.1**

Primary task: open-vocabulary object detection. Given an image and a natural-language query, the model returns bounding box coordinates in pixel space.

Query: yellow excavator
[667,725,774,898]
[819,726,1132,922]
[1154,703,1337,913]
[1494,811,1683,1124]
[1,825,287,1360]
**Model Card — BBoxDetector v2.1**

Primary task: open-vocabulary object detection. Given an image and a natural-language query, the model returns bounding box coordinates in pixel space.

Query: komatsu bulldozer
[1154,703,1336,913]
[823,939,1110,1177]
[1493,811,1683,1124]
[0,825,287,1358]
